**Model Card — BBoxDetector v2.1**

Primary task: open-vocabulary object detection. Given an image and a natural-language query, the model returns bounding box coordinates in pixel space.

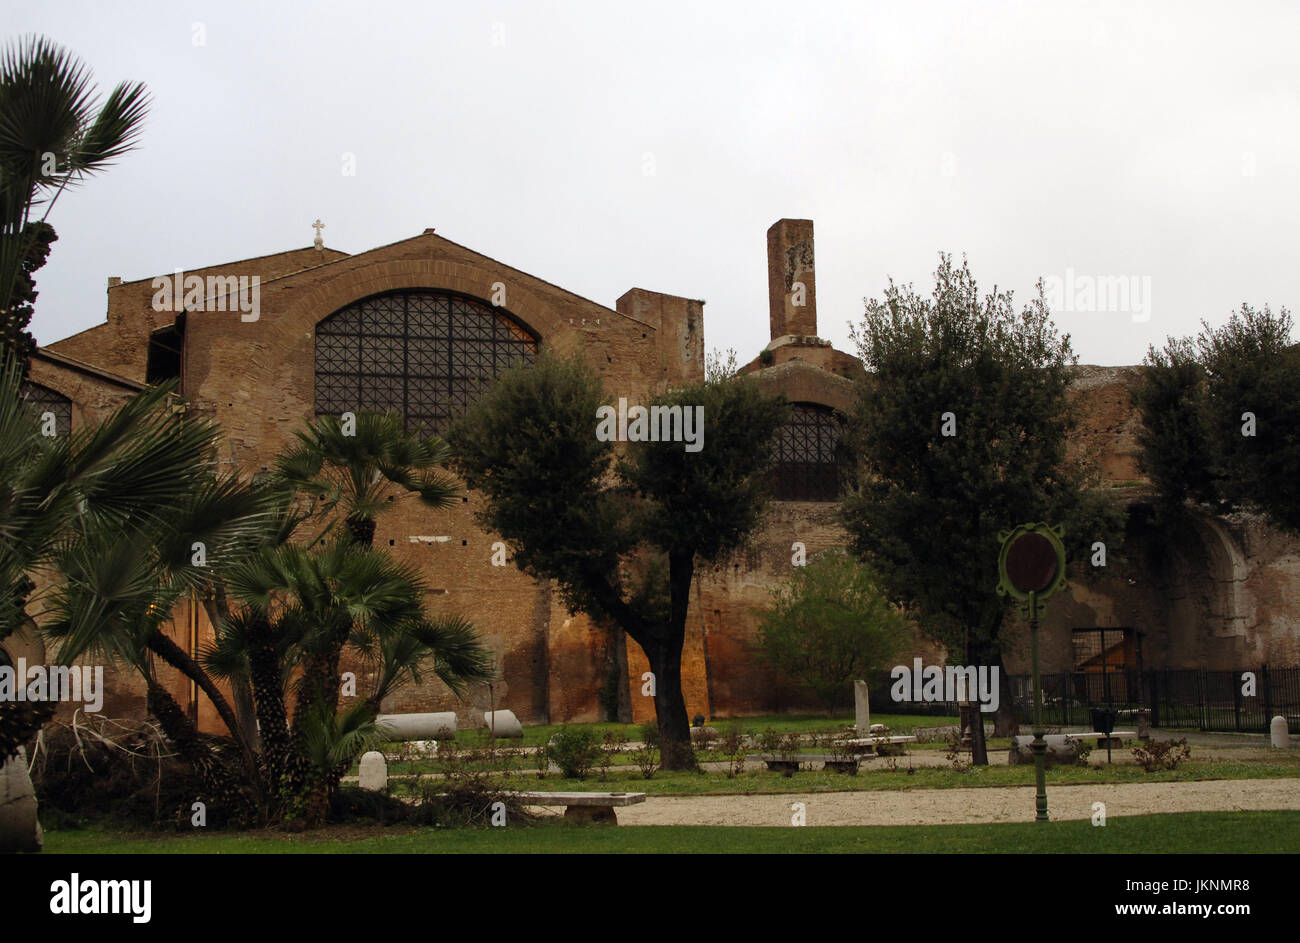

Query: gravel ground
[602,778,1300,826]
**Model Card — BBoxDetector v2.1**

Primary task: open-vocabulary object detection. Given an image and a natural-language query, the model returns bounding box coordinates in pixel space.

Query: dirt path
[604,778,1300,827]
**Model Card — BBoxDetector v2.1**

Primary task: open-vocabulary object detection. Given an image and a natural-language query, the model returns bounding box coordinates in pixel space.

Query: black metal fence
[1005,667,1300,733]
[865,666,1300,733]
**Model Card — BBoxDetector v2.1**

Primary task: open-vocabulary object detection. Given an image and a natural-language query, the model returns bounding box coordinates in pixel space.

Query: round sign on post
[995,522,1067,824]
[996,523,1066,604]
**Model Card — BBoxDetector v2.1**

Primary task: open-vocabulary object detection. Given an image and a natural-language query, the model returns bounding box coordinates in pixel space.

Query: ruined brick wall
[43,231,705,732]
[34,227,1300,737]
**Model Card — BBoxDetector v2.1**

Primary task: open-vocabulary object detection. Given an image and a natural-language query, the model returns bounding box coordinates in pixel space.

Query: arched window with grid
[769,402,850,501]
[314,290,540,434]
[20,381,71,438]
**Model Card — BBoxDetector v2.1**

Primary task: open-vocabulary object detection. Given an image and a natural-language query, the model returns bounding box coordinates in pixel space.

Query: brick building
[16,219,1300,732]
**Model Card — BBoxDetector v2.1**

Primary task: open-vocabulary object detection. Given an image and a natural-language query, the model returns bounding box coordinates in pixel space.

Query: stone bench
[1008,731,1136,766]
[751,753,862,774]
[512,791,647,824]
[1066,730,1136,748]
[840,735,917,756]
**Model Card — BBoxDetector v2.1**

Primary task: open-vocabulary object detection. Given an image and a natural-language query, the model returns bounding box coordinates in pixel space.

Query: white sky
[10,0,1299,366]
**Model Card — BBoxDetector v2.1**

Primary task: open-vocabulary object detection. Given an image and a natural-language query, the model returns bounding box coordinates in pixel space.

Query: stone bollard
[358,751,388,792]
[1271,715,1290,749]
[854,680,870,733]
[0,748,43,852]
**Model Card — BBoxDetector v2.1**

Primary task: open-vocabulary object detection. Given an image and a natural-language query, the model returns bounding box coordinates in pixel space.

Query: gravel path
[607,779,1300,827]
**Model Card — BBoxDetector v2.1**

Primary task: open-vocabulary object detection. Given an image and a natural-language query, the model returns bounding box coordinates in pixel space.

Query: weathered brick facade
[29,219,1300,734]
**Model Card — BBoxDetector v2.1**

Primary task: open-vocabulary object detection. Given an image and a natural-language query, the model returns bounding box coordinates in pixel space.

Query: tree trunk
[0,699,55,764]
[202,589,261,751]
[654,549,699,771]
[146,680,251,822]
[246,614,299,801]
[647,637,695,770]
[611,622,633,724]
[145,630,261,793]
[345,515,375,547]
[965,635,990,766]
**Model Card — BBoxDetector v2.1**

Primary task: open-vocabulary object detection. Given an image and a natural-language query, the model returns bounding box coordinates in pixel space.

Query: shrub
[639,719,661,749]
[945,730,970,772]
[632,744,659,779]
[1132,737,1191,772]
[599,731,627,780]
[757,726,784,755]
[30,717,220,828]
[548,727,604,780]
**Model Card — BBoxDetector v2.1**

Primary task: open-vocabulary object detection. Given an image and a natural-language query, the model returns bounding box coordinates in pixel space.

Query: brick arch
[1185,512,1251,639]
[284,258,560,345]
[745,361,858,415]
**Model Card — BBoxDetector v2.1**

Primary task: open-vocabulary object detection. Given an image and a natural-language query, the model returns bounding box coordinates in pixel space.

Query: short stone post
[1271,715,1290,749]
[854,680,870,733]
[0,748,43,852]
[359,750,388,791]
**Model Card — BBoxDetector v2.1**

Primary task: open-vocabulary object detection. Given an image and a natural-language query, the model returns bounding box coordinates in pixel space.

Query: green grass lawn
[398,712,958,751]
[40,811,1299,854]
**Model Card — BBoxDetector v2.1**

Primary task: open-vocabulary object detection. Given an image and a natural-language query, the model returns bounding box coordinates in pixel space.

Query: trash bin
[1090,708,1116,734]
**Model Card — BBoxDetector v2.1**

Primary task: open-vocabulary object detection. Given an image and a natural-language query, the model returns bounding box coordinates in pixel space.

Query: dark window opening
[20,381,71,438]
[1071,627,1140,706]
[147,325,183,384]
[314,290,539,435]
[769,402,850,501]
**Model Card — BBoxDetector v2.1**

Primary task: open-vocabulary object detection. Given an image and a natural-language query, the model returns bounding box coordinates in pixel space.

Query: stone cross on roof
[312,219,325,250]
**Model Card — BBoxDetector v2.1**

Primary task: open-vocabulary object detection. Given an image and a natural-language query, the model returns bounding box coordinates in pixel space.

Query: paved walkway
[612,778,1300,827]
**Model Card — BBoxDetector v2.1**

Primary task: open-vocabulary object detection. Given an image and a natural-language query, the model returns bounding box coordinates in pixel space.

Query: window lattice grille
[770,402,849,501]
[20,382,71,438]
[314,290,539,434]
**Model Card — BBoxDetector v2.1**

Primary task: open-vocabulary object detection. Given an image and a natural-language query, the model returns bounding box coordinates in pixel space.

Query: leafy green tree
[0,36,149,361]
[1131,336,1215,511]
[840,255,1124,756]
[450,351,787,768]
[1136,305,1299,532]
[756,550,910,715]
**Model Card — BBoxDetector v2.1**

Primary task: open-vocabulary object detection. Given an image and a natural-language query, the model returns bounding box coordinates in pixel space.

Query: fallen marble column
[376,712,457,741]
[482,710,523,739]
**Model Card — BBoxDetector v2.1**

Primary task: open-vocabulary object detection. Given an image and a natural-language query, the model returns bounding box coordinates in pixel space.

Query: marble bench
[512,791,647,824]
[751,753,862,774]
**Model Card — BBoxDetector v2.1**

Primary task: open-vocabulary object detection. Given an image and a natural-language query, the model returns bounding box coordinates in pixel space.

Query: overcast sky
[10,0,1298,366]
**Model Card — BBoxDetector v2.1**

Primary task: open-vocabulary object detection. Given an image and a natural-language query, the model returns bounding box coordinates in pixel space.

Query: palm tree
[31,393,492,826]
[276,410,459,546]
[215,538,492,824]
[0,36,149,358]
[0,356,226,761]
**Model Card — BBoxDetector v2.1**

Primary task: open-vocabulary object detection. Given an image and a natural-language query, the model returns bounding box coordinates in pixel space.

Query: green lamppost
[996,522,1067,823]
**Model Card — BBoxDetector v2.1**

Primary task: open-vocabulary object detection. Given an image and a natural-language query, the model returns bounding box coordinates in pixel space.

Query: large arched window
[314,290,539,433]
[20,381,71,438]
[770,402,850,501]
